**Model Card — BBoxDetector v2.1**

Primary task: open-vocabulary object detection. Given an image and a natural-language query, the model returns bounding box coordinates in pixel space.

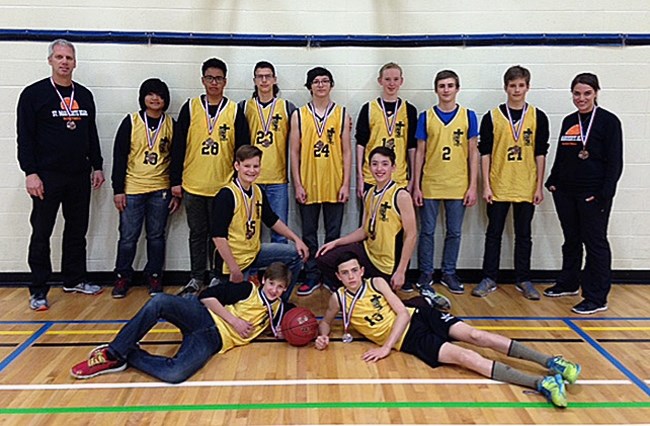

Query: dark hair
[368,146,396,165]
[252,61,280,98]
[263,262,291,286]
[138,78,170,112]
[235,145,263,163]
[202,58,227,77]
[434,69,460,89]
[571,72,600,92]
[304,66,334,90]
[503,65,530,86]
[335,251,361,269]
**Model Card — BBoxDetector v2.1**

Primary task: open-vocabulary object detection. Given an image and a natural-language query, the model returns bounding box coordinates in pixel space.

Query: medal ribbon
[379,98,401,136]
[203,96,226,136]
[577,106,598,150]
[143,113,165,150]
[308,102,335,138]
[255,98,278,135]
[505,103,528,144]
[338,281,366,335]
[234,178,256,233]
[50,77,75,121]
[259,287,284,338]
[368,181,394,237]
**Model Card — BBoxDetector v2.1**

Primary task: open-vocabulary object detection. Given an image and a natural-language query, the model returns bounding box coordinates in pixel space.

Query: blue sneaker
[538,374,567,408]
[547,356,581,384]
[441,273,465,294]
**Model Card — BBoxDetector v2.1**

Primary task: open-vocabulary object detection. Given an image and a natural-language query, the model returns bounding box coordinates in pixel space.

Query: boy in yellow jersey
[171,58,250,296]
[473,66,549,300]
[412,70,479,297]
[111,78,180,299]
[240,61,296,244]
[316,147,450,311]
[315,253,581,408]
[290,67,352,296]
[71,262,293,383]
[355,63,417,196]
[211,145,308,300]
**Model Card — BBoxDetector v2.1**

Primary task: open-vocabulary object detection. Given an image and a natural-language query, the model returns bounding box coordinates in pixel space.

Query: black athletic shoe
[572,299,607,315]
[543,284,580,298]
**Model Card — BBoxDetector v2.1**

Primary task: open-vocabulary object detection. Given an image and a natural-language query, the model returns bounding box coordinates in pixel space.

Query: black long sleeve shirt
[546,107,623,201]
[17,77,103,175]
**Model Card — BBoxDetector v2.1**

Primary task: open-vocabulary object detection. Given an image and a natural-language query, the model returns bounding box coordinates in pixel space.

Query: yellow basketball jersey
[337,278,414,350]
[182,97,238,196]
[124,112,174,195]
[489,105,538,202]
[362,182,403,275]
[298,103,345,204]
[210,286,283,353]
[217,181,263,274]
[244,98,290,184]
[362,99,410,186]
[421,107,470,199]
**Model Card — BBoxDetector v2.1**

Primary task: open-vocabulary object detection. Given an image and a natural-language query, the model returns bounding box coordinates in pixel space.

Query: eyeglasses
[255,74,275,81]
[311,79,331,86]
[203,75,226,84]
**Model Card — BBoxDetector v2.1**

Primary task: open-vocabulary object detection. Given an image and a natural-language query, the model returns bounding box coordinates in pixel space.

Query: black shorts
[400,307,462,368]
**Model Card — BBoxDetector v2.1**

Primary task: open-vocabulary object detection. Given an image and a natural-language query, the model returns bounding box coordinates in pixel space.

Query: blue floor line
[563,319,650,397]
[0,323,53,373]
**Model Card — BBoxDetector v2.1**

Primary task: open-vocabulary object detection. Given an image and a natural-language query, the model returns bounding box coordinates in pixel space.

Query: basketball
[281,307,318,347]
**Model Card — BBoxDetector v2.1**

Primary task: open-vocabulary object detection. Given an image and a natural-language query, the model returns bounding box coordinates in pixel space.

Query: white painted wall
[0,1,648,274]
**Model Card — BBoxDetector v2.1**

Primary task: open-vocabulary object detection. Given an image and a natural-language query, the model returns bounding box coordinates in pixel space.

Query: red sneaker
[147,275,163,296]
[70,345,126,379]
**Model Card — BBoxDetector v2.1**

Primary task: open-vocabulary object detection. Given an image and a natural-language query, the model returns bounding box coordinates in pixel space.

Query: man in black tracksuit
[16,39,105,311]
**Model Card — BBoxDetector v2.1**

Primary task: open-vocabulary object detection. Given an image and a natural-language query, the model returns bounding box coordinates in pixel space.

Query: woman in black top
[544,73,623,315]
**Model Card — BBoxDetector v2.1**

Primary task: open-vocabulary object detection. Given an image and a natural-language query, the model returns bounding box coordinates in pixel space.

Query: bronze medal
[513,145,521,155]
[578,149,590,160]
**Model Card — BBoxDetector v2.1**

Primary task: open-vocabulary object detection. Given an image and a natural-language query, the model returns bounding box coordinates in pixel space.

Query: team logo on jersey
[219,123,231,141]
[326,127,335,144]
[370,294,383,310]
[159,137,170,153]
[453,128,464,146]
[523,128,533,146]
[379,201,391,221]
[271,113,282,131]
[395,121,405,137]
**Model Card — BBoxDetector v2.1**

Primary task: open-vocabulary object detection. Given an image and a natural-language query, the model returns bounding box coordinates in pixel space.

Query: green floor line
[2,401,650,415]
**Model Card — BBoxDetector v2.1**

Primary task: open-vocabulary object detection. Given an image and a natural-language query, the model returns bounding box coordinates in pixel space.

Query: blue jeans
[259,183,288,244]
[109,294,222,383]
[216,243,303,301]
[299,202,344,284]
[115,189,171,278]
[418,199,466,276]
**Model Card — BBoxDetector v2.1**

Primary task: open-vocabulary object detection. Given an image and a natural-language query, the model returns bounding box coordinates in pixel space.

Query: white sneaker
[63,282,103,295]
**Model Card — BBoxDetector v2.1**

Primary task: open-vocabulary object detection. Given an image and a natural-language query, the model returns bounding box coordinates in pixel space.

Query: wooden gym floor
[0,283,648,425]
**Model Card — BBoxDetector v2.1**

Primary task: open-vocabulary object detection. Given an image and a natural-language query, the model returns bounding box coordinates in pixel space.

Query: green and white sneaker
[547,356,581,384]
[538,374,568,408]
